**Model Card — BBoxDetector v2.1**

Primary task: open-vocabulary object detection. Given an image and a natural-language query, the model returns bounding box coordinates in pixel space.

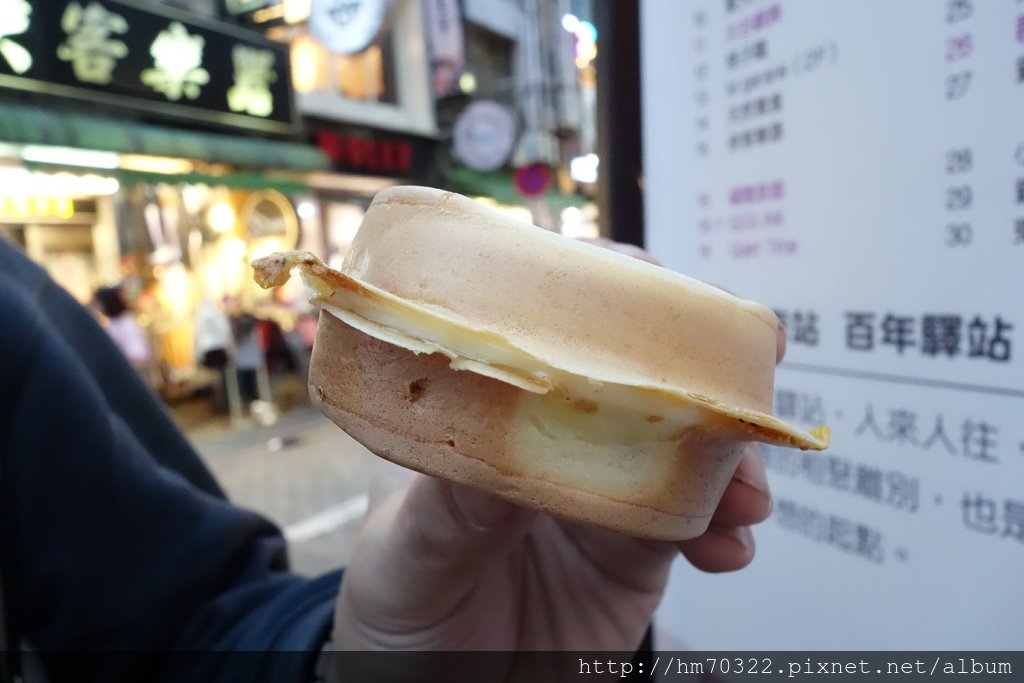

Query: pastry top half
[254,186,829,450]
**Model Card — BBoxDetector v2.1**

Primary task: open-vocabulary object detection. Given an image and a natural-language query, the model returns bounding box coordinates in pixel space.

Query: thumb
[395,476,534,579]
[446,480,523,528]
[340,475,534,636]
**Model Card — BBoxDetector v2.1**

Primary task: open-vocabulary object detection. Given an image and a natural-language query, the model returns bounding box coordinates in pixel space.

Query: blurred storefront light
[153,263,193,319]
[569,153,599,184]
[334,45,388,101]
[222,237,248,263]
[284,0,312,23]
[575,45,597,69]
[0,167,119,196]
[207,202,236,233]
[291,35,330,94]
[325,201,365,266]
[458,71,477,94]
[119,154,194,175]
[20,145,120,170]
[471,196,533,225]
[0,195,74,220]
[577,20,597,42]
[559,205,599,239]
[562,15,598,69]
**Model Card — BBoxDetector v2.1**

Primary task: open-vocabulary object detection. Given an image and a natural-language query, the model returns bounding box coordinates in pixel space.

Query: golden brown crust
[309,314,749,540]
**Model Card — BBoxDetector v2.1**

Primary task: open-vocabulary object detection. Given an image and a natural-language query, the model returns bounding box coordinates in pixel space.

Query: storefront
[0,169,121,302]
[307,119,440,268]
[0,163,325,406]
[0,0,328,404]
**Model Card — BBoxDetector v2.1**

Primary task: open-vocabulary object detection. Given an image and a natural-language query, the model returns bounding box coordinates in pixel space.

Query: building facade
[0,0,447,405]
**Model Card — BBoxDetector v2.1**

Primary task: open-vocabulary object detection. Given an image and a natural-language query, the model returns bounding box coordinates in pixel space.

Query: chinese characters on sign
[727,3,781,42]
[773,309,818,347]
[764,385,1024,563]
[774,388,825,425]
[764,446,921,514]
[735,310,1017,361]
[227,45,276,117]
[0,0,33,74]
[963,493,1024,542]
[767,384,1023,564]
[845,312,1013,362]
[774,499,887,563]
[57,2,127,85]
[696,180,793,261]
[140,22,209,101]
[853,404,1001,464]
[0,0,296,134]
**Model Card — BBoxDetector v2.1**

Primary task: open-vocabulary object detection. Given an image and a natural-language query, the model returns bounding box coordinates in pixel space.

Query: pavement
[183,404,378,577]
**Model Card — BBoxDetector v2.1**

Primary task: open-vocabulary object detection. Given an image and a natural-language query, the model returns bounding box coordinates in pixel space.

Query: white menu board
[642,0,1024,649]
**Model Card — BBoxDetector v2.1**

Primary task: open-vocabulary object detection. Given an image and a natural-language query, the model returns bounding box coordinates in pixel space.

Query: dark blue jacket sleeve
[0,240,338,681]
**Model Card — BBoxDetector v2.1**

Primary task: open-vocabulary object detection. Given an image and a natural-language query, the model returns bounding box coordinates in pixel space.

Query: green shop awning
[115,170,313,194]
[0,102,329,177]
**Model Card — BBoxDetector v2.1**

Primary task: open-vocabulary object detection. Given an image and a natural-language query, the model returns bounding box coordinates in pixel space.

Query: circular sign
[514,163,552,198]
[310,0,389,55]
[452,100,517,172]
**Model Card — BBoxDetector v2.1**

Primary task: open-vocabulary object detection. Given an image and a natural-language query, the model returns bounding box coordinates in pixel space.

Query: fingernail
[734,475,773,519]
[717,525,753,551]
[451,485,515,529]
[735,444,771,498]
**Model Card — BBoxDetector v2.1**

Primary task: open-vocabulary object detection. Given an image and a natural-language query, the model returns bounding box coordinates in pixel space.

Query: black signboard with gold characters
[0,0,298,135]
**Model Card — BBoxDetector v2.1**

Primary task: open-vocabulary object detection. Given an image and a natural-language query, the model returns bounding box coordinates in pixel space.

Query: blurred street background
[0,0,610,436]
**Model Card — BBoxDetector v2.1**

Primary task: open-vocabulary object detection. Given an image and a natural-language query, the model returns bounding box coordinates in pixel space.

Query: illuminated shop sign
[313,122,436,179]
[0,195,75,220]
[0,0,297,134]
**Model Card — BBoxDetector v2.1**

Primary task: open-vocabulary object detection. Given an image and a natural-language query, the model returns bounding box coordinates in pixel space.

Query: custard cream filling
[252,251,830,450]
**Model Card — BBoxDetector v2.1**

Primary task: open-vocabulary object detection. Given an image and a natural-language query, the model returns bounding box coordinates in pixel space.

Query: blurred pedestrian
[231,310,263,406]
[94,284,153,383]
[194,297,234,413]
